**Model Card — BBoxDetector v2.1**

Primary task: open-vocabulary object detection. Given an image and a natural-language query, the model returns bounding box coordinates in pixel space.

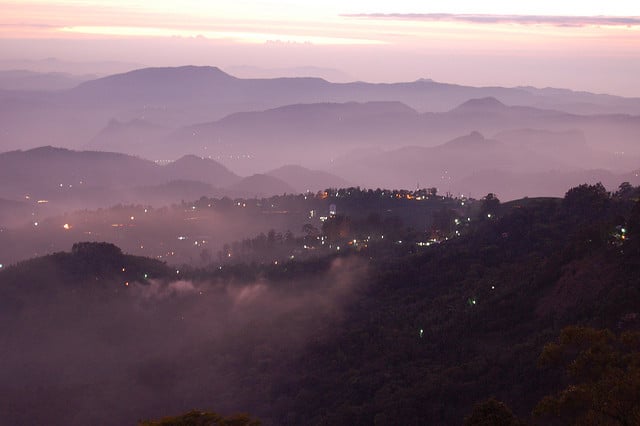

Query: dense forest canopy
[1,182,639,425]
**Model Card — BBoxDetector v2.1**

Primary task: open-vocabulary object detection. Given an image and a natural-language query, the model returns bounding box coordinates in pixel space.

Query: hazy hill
[229,174,297,197]
[518,85,640,115]
[0,57,142,77]
[450,96,509,112]
[266,165,350,193]
[87,118,169,156]
[156,97,640,175]
[492,129,597,170]
[162,155,241,187]
[0,146,158,193]
[493,128,587,151]
[3,65,640,154]
[331,131,564,190]
[60,66,640,115]
[226,65,353,82]
[331,131,640,199]
[163,101,422,173]
[0,70,91,91]
[0,147,239,204]
[65,65,237,106]
[0,147,322,211]
[132,180,221,204]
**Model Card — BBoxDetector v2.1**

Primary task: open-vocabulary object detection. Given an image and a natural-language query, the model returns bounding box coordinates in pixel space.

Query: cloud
[134,279,197,299]
[0,23,57,28]
[342,13,640,28]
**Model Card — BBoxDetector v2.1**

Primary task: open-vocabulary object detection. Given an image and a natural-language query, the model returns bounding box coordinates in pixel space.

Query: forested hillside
[1,183,639,425]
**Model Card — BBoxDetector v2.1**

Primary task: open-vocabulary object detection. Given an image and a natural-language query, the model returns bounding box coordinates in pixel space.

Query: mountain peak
[23,146,73,156]
[441,131,488,148]
[173,154,205,163]
[70,66,235,99]
[106,65,233,81]
[453,97,507,112]
[163,155,239,187]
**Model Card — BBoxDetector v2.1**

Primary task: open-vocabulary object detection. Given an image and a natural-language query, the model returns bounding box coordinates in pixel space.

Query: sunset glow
[2,0,640,94]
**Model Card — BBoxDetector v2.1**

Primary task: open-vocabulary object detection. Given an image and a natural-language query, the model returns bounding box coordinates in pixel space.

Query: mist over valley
[1,59,640,425]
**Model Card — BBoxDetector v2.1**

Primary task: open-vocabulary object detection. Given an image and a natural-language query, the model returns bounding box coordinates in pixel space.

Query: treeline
[269,182,640,425]
[1,182,639,425]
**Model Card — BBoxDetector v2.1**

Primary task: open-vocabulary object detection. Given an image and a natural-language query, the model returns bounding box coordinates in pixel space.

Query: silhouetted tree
[615,182,635,200]
[479,193,500,220]
[138,409,260,426]
[563,182,609,220]
[464,398,523,426]
[534,326,640,426]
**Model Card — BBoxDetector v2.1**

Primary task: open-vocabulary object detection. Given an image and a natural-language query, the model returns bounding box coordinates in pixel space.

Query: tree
[71,241,122,259]
[563,183,609,220]
[615,182,635,200]
[138,409,260,426]
[431,207,458,235]
[534,326,640,426]
[322,215,351,243]
[479,193,500,220]
[464,398,523,426]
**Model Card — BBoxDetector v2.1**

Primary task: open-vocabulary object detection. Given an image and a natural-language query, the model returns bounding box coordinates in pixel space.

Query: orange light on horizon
[58,25,388,45]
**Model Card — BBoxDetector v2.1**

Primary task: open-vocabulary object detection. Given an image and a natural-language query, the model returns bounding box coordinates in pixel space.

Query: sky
[2,0,640,96]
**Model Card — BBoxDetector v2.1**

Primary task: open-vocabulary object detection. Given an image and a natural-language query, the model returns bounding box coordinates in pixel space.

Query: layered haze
[1,1,640,424]
[0,66,638,199]
[0,244,368,425]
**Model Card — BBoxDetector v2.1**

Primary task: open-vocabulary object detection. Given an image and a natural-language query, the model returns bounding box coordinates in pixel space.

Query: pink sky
[2,0,640,96]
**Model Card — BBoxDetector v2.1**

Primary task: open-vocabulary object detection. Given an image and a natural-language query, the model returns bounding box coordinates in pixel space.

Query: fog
[2,38,640,97]
[0,196,323,266]
[0,255,368,425]
[1,63,639,424]
[1,66,639,202]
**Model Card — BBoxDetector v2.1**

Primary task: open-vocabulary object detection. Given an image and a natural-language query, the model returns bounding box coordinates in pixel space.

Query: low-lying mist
[0,255,368,425]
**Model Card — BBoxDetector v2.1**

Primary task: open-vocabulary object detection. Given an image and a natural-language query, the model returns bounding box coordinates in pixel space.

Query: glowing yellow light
[63,223,71,230]
[59,25,387,45]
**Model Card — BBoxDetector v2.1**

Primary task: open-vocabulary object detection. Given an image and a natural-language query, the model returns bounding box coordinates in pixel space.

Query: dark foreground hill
[277,183,640,425]
[1,183,639,425]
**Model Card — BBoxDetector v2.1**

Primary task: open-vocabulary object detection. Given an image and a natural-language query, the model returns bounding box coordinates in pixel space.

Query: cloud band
[342,13,640,27]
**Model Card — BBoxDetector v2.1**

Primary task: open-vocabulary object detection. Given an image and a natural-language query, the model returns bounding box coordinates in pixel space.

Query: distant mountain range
[1,65,639,201]
[225,65,353,82]
[267,165,350,193]
[331,130,640,199]
[79,96,639,175]
[0,70,93,91]
[2,65,640,156]
[0,147,346,212]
